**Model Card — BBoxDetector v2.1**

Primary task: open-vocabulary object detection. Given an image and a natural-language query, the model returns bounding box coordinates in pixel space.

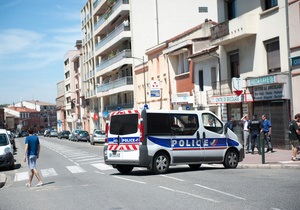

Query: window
[110,114,138,135]
[229,53,239,78]
[177,52,189,74]
[198,7,208,13]
[202,113,223,134]
[227,0,237,20]
[264,0,278,10]
[265,38,280,73]
[198,70,204,91]
[211,67,217,89]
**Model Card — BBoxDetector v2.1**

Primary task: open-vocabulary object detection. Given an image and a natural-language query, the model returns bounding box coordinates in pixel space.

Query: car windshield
[95,130,104,135]
[0,134,9,146]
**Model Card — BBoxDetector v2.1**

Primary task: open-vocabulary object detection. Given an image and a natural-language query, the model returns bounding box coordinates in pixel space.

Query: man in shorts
[289,113,300,161]
[23,129,43,187]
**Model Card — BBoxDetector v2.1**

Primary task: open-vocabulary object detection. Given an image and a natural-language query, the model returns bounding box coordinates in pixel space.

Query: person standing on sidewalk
[261,114,273,153]
[23,129,43,187]
[248,114,261,154]
[241,114,250,153]
[227,115,236,132]
[288,113,300,161]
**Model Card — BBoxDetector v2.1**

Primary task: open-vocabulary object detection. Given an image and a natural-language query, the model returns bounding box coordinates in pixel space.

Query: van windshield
[0,134,9,146]
[110,114,138,135]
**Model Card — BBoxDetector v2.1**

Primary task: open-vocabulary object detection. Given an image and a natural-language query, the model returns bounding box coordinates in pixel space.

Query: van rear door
[106,110,140,163]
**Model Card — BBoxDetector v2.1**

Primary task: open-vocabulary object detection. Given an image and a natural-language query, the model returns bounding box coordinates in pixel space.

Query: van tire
[188,164,201,170]
[116,165,134,174]
[152,152,170,174]
[223,149,238,168]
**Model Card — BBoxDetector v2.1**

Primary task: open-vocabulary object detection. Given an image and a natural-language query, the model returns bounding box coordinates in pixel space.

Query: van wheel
[223,149,238,168]
[116,165,134,174]
[188,164,201,170]
[152,152,170,174]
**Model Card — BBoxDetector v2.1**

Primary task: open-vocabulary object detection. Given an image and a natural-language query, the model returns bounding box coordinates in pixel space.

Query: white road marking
[91,163,113,170]
[66,166,86,173]
[14,172,29,182]
[77,157,101,162]
[113,176,146,184]
[194,184,246,200]
[159,174,185,182]
[41,168,58,177]
[159,186,219,203]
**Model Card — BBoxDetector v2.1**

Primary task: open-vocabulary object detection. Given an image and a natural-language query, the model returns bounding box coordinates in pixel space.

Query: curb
[0,173,7,188]
[238,164,300,169]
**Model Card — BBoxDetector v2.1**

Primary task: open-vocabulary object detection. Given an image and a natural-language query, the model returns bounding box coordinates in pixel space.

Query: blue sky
[0,0,86,105]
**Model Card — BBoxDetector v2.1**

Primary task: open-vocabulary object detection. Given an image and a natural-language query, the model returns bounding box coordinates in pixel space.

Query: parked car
[0,129,14,169]
[58,130,70,139]
[6,130,16,150]
[74,130,90,142]
[21,131,29,137]
[90,129,105,145]
[49,130,58,138]
[44,130,50,137]
[69,129,84,141]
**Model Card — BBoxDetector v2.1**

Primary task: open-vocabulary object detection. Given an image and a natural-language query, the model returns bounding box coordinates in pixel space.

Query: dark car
[21,131,29,137]
[58,130,70,139]
[69,129,84,141]
[74,130,90,142]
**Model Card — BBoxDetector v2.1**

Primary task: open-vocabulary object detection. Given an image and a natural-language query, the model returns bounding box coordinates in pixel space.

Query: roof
[5,107,39,113]
[24,100,55,106]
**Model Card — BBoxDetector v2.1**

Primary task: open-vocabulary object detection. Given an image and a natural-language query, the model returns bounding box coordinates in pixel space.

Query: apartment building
[62,40,88,132]
[80,0,220,131]
[13,100,57,131]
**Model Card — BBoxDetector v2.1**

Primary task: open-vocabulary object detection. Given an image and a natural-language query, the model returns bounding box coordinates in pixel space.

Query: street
[0,136,300,210]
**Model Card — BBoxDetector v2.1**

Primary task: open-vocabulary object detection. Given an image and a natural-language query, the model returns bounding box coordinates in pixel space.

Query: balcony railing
[93,0,102,9]
[210,21,229,41]
[104,102,134,111]
[206,79,232,96]
[97,76,133,92]
[96,49,131,72]
[94,0,129,31]
[95,24,130,52]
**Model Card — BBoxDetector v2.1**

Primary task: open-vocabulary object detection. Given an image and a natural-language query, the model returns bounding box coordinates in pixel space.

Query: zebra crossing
[13,140,115,182]
[14,162,113,182]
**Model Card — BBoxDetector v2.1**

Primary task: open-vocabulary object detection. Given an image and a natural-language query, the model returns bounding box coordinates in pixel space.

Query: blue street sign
[291,56,300,67]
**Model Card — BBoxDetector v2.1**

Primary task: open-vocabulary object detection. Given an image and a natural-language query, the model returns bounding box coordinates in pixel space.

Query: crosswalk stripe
[41,168,58,177]
[14,172,29,182]
[91,163,113,171]
[66,165,86,173]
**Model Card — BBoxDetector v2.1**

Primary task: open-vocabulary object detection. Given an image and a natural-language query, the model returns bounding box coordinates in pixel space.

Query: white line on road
[66,166,86,173]
[113,176,146,184]
[14,172,29,182]
[194,184,246,200]
[41,168,58,177]
[159,175,185,182]
[159,186,219,203]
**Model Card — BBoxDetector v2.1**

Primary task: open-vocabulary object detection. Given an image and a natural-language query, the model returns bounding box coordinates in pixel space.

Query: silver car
[90,130,105,145]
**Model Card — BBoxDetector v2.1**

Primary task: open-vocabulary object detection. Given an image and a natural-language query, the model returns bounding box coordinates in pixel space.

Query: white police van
[103,109,244,174]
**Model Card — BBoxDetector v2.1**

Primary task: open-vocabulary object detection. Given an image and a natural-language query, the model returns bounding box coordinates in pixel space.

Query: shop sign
[291,56,300,67]
[248,75,276,87]
[210,95,241,104]
[253,84,284,101]
[150,89,160,97]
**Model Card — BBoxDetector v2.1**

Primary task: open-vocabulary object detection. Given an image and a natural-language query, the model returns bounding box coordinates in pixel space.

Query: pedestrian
[23,129,43,187]
[227,115,236,132]
[241,114,250,153]
[248,114,261,154]
[288,113,300,161]
[261,114,273,153]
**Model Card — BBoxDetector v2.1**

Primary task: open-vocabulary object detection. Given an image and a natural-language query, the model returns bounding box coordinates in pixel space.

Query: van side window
[202,114,223,134]
[147,113,171,135]
[170,114,198,135]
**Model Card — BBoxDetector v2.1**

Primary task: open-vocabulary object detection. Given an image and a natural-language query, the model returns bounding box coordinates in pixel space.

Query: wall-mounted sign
[248,75,277,87]
[253,84,284,101]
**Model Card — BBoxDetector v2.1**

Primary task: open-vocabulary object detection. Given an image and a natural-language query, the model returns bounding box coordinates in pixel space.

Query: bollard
[261,133,265,164]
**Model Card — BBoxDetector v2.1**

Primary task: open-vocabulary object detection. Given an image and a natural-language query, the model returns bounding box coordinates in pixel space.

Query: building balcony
[84,69,95,81]
[206,79,233,103]
[97,77,134,97]
[95,24,131,55]
[104,102,134,112]
[210,13,258,46]
[96,49,131,73]
[94,0,130,34]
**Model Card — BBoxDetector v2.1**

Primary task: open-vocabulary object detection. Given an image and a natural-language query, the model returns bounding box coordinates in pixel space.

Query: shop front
[246,74,290,149]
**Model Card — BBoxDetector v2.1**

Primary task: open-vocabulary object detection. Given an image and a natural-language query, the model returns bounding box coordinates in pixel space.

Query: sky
[0,0,86,105]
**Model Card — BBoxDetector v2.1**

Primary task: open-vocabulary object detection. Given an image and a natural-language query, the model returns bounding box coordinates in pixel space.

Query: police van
[103,109,244,174]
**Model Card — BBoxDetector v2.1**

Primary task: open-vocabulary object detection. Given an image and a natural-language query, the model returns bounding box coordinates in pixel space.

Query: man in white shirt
[241,114,250,154]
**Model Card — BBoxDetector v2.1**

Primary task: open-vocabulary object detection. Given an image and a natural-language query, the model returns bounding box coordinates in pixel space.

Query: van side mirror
[224,123,228,134]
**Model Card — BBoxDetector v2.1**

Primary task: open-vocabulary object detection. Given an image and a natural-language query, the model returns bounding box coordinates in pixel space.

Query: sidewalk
[238,148,300,169]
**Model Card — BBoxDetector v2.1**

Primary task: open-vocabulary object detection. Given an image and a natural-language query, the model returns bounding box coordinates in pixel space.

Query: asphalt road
[1,136,300,210]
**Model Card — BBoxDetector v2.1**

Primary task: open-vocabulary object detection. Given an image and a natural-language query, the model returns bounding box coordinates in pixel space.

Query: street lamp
[126,56,147,107]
